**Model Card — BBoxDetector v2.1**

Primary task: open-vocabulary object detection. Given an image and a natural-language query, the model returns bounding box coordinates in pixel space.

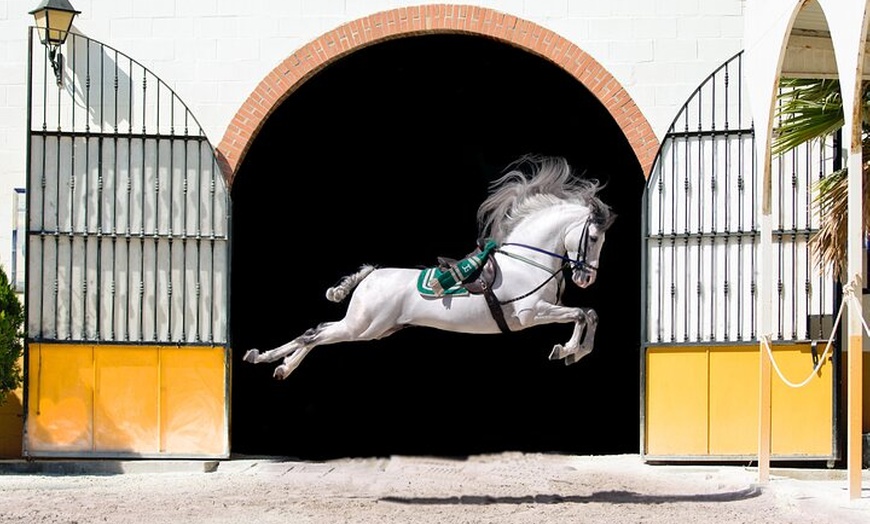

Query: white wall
[0,0,746,275]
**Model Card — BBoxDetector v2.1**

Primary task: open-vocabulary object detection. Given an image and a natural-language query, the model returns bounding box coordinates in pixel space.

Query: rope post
[754,284,851,487]
[847,331,863,499]
[756,201,775,485]
[844,276,865,501]
[758,336,771,484]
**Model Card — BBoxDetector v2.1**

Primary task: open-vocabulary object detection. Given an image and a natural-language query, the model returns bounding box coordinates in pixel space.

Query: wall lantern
[29,0,80,86]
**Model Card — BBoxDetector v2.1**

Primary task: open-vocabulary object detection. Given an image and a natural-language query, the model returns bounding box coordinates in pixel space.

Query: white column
[744,0,800,484]
[819,0,869,500]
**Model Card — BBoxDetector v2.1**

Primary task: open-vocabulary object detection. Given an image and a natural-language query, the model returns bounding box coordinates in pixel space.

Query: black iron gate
[24,28,230,457]
[643,52,836,346]
[641,51,840,462]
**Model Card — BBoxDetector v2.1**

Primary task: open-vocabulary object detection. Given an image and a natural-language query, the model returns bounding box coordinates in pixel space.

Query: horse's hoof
[564,348,591,366]
[273,365,290,380]
[243,349,260,363]
[548,344,565,360]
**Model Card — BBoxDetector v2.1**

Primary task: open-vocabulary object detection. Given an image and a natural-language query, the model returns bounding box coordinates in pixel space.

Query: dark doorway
[230,34,645,459]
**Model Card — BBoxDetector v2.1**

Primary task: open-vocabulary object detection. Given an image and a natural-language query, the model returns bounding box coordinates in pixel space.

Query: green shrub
[0,266,23,404]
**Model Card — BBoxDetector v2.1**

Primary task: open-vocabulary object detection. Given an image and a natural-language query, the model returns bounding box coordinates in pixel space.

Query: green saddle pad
[416,239,498,297]
[417,267,470,297]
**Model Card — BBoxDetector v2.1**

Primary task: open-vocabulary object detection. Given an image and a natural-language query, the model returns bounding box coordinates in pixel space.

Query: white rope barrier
[761,274,867,389]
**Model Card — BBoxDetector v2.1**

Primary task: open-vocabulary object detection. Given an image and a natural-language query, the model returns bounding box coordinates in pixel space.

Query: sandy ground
[0,453,868,524]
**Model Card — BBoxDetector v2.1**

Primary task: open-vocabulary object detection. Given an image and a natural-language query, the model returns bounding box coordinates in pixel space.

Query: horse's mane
[477,155,616,242]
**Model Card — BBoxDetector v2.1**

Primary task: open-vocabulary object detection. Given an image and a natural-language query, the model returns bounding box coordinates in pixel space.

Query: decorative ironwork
[643,51,836,345]
[26,29,230,345]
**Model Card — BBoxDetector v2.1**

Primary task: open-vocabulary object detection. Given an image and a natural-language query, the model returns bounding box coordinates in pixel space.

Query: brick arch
[217,4,659,187]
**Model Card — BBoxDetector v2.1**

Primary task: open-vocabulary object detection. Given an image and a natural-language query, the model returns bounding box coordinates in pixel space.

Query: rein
[492,244,573,306]
[494,254,566,305]
[500,243,575,268]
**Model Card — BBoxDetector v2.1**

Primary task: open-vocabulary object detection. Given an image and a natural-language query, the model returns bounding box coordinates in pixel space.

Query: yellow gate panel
[709,347,759,455]
[770,345,832,456]
[645,343,835,461]
[645,347,708,455]
[94,348,160,453]
[160,347,228,456]
[26,344,94,452]
[25,343,228,457]
[865,353,870,433]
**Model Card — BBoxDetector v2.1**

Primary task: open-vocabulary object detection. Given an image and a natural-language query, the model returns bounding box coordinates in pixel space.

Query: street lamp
[29,0,80,86]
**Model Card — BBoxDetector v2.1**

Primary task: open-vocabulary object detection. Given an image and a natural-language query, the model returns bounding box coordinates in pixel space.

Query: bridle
[495,219,600,305]
[570,219,600,274]
[500,219,599,275]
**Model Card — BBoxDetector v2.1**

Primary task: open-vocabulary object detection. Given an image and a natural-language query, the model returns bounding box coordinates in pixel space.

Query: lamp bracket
[48,45,63,87]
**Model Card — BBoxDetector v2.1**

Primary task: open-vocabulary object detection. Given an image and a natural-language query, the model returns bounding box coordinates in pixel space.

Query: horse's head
[478,155,616,289]
[564,211,612,288]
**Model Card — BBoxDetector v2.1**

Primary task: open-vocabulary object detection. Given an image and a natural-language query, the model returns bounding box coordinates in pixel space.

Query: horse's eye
[589,236,599,244]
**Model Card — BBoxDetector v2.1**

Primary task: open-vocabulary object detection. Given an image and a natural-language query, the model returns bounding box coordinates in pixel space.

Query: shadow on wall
[0,389,23,458]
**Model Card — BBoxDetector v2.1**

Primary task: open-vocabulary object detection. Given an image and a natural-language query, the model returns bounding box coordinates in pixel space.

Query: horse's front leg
[515,301,598,364]
[564,308,598,365]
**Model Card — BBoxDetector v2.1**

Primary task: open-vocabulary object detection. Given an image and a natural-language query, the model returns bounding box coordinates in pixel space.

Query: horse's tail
[325,264,376,303]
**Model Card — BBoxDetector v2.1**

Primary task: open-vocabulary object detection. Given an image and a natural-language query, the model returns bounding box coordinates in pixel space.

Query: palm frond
[808,166,870,280]
[772,78,870,282]
[772,78,844,156]
[808,169,848,279]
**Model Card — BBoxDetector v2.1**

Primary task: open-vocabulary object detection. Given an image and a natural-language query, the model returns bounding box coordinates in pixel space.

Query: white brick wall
[0,0,746,274]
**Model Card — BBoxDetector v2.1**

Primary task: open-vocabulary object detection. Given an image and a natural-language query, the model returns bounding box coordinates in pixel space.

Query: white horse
[244,155,616,379]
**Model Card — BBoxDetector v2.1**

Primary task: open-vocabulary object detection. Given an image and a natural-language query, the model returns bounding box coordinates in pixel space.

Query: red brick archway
[216,4,659,187]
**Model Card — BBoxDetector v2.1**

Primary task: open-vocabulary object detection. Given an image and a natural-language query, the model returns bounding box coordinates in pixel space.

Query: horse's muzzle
[572,268,595,288]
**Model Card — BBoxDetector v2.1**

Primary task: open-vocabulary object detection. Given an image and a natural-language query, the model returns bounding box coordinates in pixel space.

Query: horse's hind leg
[269,318,404,379]
[243,328,318,364]
[243,339,299,364]
[272,345,314,379]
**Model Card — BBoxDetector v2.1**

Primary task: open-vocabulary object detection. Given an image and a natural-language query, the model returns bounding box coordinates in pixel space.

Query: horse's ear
[592,207,616,231]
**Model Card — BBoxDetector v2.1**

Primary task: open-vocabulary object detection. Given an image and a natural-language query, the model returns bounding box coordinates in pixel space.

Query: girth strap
[481,281,511,334]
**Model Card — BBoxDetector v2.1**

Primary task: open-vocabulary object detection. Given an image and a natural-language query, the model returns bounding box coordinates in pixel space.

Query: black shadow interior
[230,34,646,459]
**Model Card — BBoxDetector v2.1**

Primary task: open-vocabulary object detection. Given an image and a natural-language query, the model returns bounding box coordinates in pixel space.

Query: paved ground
[0,453,868,523]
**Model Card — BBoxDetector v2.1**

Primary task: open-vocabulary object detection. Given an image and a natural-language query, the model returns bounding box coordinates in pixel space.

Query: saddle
[432,238,499,295]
